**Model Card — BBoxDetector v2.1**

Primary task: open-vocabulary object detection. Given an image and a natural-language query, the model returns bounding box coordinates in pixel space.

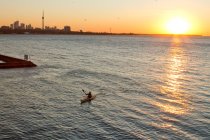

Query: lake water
[0,35,210,139]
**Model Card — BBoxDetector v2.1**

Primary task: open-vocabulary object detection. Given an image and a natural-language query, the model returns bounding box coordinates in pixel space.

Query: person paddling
[82,89,92,99]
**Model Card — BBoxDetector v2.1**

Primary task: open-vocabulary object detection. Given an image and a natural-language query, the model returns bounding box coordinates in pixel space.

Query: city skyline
[0,19,72,35]
[1,0,210,35]
[2,19,71,31]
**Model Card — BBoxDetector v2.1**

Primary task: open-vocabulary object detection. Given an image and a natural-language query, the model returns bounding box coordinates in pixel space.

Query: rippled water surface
[0,35,210,139]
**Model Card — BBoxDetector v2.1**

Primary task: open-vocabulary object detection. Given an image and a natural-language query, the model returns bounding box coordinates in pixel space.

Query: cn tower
[42,11,44,30]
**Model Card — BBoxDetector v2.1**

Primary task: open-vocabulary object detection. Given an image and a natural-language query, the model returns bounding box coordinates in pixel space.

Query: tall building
[10,24,14,29]
[64,26,71,32]
[26,24,33,30]
[42,11,45,30]
[20,23,25,29]
[14,21,19,29]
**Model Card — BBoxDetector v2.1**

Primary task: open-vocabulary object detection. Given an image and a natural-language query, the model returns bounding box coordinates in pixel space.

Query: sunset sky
[0,0,210,35]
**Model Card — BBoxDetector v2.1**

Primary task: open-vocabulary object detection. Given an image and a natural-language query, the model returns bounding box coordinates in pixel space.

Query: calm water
[0,35,210,139]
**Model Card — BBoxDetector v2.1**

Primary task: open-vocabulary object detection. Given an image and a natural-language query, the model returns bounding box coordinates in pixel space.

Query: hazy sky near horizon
[1,0,210,35]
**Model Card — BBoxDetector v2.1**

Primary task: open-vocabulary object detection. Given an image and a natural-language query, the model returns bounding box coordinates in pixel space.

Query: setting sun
[166,17,190,34]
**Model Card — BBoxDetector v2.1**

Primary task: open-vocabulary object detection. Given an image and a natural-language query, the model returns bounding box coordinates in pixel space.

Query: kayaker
[82,89,92,98]
[86,91,92,99]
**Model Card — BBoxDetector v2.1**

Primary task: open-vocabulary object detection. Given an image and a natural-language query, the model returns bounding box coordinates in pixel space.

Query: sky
[0,0,210,35]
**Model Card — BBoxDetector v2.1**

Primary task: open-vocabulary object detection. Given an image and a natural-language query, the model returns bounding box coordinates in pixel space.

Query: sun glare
[166,17,190,34]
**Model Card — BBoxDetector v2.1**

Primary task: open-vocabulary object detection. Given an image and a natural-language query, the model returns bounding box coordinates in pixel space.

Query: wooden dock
[0,54,37,69]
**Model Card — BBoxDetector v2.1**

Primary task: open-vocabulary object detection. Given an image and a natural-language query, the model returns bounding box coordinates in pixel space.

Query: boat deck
[0,54,37,69]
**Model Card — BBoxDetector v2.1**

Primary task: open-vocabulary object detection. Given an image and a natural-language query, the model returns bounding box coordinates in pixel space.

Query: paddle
[82,89,87,95]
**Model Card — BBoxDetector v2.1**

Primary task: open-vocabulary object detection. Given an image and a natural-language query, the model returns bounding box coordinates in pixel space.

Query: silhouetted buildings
[10,24,13,29]
[64,26,71,32]
[45,26,58,31]
[1,26,10,30]
[1,17,73,34]
[26,24,33,30]
[14,21,19,29]
[0,10,72,34]
[0,10,74,34]
[7,20,33,30]
[20,23,25,29]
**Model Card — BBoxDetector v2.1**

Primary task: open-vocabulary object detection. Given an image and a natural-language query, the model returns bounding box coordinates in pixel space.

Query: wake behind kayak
[81,94,96,104]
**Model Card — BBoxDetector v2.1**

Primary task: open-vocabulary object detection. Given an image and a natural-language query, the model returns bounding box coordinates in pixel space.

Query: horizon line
[0,28,205,37]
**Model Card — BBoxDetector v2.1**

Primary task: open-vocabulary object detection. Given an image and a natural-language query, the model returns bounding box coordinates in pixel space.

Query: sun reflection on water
[155,37,190,115]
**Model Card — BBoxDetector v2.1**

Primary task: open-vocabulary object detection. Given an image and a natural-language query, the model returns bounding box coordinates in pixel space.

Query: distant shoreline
[0,29,204,37]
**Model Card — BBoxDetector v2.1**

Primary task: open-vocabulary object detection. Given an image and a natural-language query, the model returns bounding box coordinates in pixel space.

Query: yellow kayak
[81,95,96,104]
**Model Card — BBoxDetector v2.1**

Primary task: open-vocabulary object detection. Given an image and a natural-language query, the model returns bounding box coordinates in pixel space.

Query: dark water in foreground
[0,35,210,139]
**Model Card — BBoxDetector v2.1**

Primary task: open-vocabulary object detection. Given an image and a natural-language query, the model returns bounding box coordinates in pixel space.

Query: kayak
[81,95,96,104]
